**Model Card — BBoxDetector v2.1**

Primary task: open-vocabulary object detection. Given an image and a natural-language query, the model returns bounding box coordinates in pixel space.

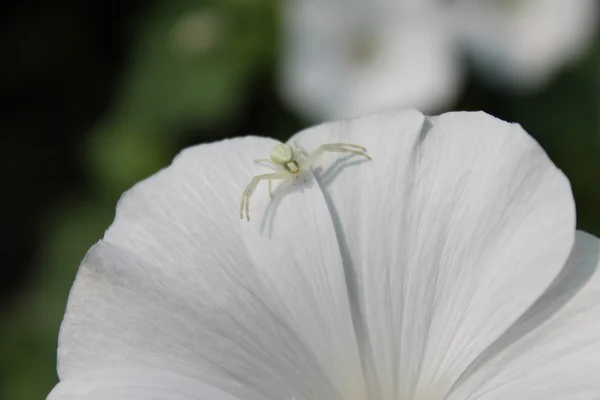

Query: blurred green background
[0,1,599,399]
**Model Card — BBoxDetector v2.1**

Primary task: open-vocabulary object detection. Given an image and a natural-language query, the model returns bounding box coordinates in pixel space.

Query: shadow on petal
[451,230,600,393]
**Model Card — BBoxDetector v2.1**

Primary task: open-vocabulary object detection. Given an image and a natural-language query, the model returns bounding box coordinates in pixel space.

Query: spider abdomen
[269,143,294,165]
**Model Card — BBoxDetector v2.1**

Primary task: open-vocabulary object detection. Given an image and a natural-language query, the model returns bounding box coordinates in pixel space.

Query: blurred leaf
[114,0,276,131]
[86,116,172,197]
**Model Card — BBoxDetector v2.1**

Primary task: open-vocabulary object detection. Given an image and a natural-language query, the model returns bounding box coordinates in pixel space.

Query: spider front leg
[293,142,310,161]
[253,158,283,170]
[252,160,286,197]
[240,173,290,221]
[302,143,371,169]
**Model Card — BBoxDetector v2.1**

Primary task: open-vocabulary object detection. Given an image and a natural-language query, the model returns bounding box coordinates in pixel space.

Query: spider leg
[293,142,310,161]
[240,172,290,221]
[253,158,285,171]
[302,143,371,169]
[323,143,368,151]
[252,160,284,198]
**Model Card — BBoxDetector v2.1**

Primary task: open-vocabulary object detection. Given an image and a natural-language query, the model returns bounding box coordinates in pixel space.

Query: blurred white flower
[48,110,600,400]
[279,0,462,120]
[280,0,598,119]
[459,0,599,90]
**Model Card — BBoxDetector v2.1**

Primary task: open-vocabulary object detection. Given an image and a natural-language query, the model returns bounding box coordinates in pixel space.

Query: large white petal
[48,368,240,400]
[450,230,600,399]
[55,137,361,400]
[290,109,575,398]
[279,0,461,120]
[459,0,598,89]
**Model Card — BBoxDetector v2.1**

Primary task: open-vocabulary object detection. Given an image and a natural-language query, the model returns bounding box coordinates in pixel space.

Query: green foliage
[115,0,276,130]
[1,199,116,400]
[86,116,172,197]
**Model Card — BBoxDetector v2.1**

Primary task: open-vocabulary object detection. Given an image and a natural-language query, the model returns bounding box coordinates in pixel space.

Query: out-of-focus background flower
[0,1,598,398]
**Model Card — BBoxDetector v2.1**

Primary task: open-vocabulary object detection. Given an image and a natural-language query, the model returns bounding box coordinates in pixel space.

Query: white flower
[280,0,598,120]
[459,0,599,90]
[48,110,600,399]
[279,0,462,120]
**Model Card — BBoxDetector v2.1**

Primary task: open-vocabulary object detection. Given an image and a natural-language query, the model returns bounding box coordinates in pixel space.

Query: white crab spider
[240,142,371,221]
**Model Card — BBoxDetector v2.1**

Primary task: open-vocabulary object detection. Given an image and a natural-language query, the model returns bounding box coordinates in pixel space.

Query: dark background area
[1,0,141,307]
[1,1,599,399]
[0,0,300,309]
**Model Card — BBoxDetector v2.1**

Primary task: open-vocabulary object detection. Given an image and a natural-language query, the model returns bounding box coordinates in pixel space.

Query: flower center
[348,29,379,65]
